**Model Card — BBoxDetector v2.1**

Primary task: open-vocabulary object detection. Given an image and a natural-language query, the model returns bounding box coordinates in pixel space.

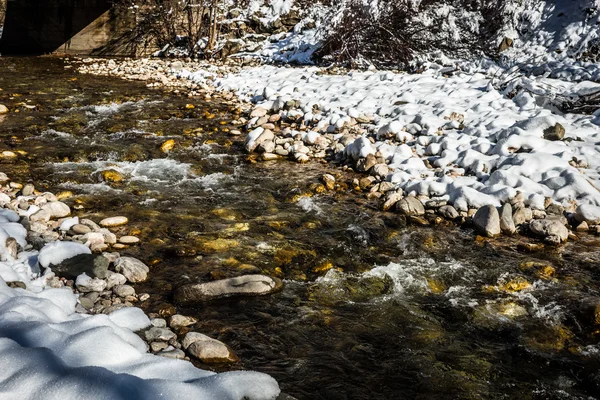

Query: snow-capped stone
[575,204,600,225]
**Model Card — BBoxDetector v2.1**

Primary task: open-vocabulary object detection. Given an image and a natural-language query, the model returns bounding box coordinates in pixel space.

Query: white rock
[99,216,129,227]
[115,257,149,282]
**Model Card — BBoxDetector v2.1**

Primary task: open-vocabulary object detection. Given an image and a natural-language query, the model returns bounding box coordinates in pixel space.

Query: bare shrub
[112,0,226,57]
[315,0,507,68]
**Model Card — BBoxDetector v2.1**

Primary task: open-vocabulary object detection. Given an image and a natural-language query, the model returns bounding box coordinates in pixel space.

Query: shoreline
[0,169,282,399]
[74,56,600,247]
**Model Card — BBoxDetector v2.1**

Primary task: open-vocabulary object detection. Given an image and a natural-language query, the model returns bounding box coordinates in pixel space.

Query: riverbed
[1,56,600,399]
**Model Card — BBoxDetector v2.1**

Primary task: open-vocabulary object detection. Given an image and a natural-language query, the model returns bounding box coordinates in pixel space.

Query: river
[1,56,600,399]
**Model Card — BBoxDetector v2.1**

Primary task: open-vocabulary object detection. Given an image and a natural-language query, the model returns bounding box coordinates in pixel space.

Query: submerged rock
[174,274,283,304]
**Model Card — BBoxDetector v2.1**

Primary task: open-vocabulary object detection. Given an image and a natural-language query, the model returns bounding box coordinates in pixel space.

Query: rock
[119,236,140,244]
[113,284,136,298]
[157,347,186,360]
[250,107,268,118]
[105,271,127,290]
[0,105,8,114]
[79,296,94,309]
[512,206,533,225]
[5,237,17,259]
[151,318,168,328]
[143,327,177,342]
[543,123,565,141]
[382,191,403,211]
[115,256,149,282]
[174,274,283,304]
[98,169,124,183]
[51,253,109,280]
[396,197,425,216]
[169,314,198,329]
[160,139,175,153]
[356,154,377,172]
[75,273,107,293]
[321,174,335,191]
[438,205,459,220]
[150,341,169,352]
[42,201,71,218]
[99,216,129,227]
[575,204,600,225]
[498,37,514,53]
[71,224,92,234]
[576,221,589,232]
[30,209,51,223]
[182,332,239,364]
[529,219,569,243]
[499,203,516,234]
[22,184,35,196]
[371,163,390,178]
[473,205,501,237]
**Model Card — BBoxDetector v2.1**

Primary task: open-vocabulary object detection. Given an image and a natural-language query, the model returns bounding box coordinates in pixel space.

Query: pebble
[151,318,168,328]
[113,284,136,298]
[99,216,129,227]
[169,314,198,329]
[143,327,177,342]
[119,235,140,244]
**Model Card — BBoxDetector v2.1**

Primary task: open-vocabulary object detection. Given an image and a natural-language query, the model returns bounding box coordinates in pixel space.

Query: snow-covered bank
[183,63,600,209]
[0,175,280,400]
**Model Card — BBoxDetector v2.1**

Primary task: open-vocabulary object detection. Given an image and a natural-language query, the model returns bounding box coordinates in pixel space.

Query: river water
[1,57,600,399]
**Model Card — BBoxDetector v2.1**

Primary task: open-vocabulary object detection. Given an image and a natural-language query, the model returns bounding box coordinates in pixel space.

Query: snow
[38,241,93,269]
[0,276,280,400]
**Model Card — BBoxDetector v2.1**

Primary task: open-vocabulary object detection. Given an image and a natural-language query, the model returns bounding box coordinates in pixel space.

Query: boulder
[397,197,425,216]
[575,204,600,225]
[473,205,501,237]
[115,256,149,282]
[438,205,459,220]
[182,332,238,364]
[174,274,283,304]
[51,253,109,280]
[529,219,569,243]
[41,201,71,218]
[543,123,565,141]
[499,203,516,234]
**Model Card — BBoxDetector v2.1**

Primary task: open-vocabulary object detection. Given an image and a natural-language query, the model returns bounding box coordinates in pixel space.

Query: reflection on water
[1,57,600,399]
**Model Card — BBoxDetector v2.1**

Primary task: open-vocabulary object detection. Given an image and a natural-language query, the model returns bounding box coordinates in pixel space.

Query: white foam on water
[296,196,323,214]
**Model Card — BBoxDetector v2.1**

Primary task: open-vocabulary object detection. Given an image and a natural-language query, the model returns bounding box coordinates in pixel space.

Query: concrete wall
[0,0,136,55]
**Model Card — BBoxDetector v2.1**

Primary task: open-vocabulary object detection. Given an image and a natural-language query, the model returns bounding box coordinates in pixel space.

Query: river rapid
[1,56,600,400]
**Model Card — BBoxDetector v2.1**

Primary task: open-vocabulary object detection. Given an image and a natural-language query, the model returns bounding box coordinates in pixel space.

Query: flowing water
[1,57,600,399]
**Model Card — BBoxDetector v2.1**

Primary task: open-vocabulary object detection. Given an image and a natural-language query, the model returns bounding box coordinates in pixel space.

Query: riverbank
[0,172,281,399]
[75,56,600,247]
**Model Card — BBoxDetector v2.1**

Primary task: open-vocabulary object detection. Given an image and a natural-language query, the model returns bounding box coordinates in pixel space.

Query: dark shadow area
[0,0,112,55]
